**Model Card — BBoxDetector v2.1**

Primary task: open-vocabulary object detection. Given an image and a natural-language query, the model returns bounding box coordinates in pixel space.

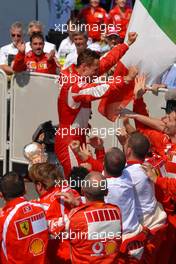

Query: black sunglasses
[11,34,21,37]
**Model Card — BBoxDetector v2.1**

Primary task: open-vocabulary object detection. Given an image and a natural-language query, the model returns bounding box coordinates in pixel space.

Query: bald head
[104,147,126,177]
[82,171,107,201]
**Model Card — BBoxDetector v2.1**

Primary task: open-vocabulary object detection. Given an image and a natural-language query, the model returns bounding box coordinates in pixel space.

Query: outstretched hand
[134,75,147,99]
[78,143,92,161]
[47,49,55,61]
[142,163,158,183]
[56,192,81,207]
[87,136,104,150]
[127,32,138,46]
[116,127,129,146]
[124,66,138,83]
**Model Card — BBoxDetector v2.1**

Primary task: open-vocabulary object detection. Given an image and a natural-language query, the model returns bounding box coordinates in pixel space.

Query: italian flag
[99,0,176,121]
[122,0,176,84]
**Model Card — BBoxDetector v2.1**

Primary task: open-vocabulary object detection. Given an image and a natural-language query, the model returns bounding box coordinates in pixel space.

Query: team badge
[19,221,30,236]
[29,238,45,256]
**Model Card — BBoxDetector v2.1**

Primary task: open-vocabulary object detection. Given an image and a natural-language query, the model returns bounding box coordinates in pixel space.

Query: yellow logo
[20,221,30,236]
[105,241,117,255]
[29,238,44,256]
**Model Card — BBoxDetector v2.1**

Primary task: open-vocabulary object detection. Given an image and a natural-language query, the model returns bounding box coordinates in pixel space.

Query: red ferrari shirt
[13,51,57,74]
[0,197,48,264]
[108,6,132,39]
[78,6,108,41]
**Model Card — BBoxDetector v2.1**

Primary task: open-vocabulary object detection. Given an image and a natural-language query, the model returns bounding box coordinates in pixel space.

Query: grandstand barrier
[0,70,8,173]
[9,72,59,169]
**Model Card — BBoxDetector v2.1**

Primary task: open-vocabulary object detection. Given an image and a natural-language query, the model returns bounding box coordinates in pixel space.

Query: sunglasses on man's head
[11,34,21,37]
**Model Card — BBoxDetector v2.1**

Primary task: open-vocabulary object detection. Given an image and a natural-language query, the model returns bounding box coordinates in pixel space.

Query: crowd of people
[0,0,176,263]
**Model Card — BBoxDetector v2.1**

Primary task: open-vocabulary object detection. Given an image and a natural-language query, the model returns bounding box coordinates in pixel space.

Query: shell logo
[105,241,117,255]
[29,238,45,256]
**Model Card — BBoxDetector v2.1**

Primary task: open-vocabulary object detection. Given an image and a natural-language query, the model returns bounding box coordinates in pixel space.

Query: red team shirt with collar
[36,186,80,264]
[13,51,57,74]
[78,6,108,41]
[0,197,48,264]
[108,6,132,39]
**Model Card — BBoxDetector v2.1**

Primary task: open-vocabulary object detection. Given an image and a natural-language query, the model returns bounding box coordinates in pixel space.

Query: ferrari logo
[20,221,30,236]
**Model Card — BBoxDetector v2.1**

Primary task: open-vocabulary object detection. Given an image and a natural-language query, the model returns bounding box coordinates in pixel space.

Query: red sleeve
[99,43,129,76]
[95,148,105,162]
[103,10,109,24]
[13,52,27,72]
[155,184,175,214]
[133,98,149,130]
[47,58,57,74]
[72,78,125,103]
[108,9,114,24]
[85,156,103,172]
[133,98,168,156]
[156,177,176,200]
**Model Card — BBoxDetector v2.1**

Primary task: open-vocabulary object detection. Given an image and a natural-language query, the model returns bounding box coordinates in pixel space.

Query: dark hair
[77,48,100,67]
[127,131,150,160]
[69,166,89,195]
[29,162,63,190]
[0,172,25,200]
[104,148,126,177]
[30,32,44,43]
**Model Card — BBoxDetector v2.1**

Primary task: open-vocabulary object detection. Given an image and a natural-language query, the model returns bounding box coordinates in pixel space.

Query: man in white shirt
[119,131,167,229]
[57,19,76,65]
[104,148,142,237]
[0,21,24,75]
[103,147,147,261]
[118,130,167,263]
[25,20,58,58]
[63,30,101,69]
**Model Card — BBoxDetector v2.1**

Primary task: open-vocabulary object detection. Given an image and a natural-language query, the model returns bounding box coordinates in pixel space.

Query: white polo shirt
[58,37,76,58]
[105,170,140,235]
[0,43,18,65]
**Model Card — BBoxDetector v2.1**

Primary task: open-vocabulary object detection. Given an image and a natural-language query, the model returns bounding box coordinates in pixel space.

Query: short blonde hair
[10,21,24,35]
[27,20,43,35]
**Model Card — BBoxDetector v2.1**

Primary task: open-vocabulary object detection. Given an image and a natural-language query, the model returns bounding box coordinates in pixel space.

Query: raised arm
[12,42,26,72]
[99,32,137,76]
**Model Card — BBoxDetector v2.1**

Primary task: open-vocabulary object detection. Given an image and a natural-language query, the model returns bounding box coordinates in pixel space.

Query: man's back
[38,186,79,264]
[69,201,122,264]
[125,163,167,229]
[105,170,141,235]
[0,197,48,264]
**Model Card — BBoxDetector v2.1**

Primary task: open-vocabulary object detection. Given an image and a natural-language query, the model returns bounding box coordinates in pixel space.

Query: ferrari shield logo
[20,221,30,236]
